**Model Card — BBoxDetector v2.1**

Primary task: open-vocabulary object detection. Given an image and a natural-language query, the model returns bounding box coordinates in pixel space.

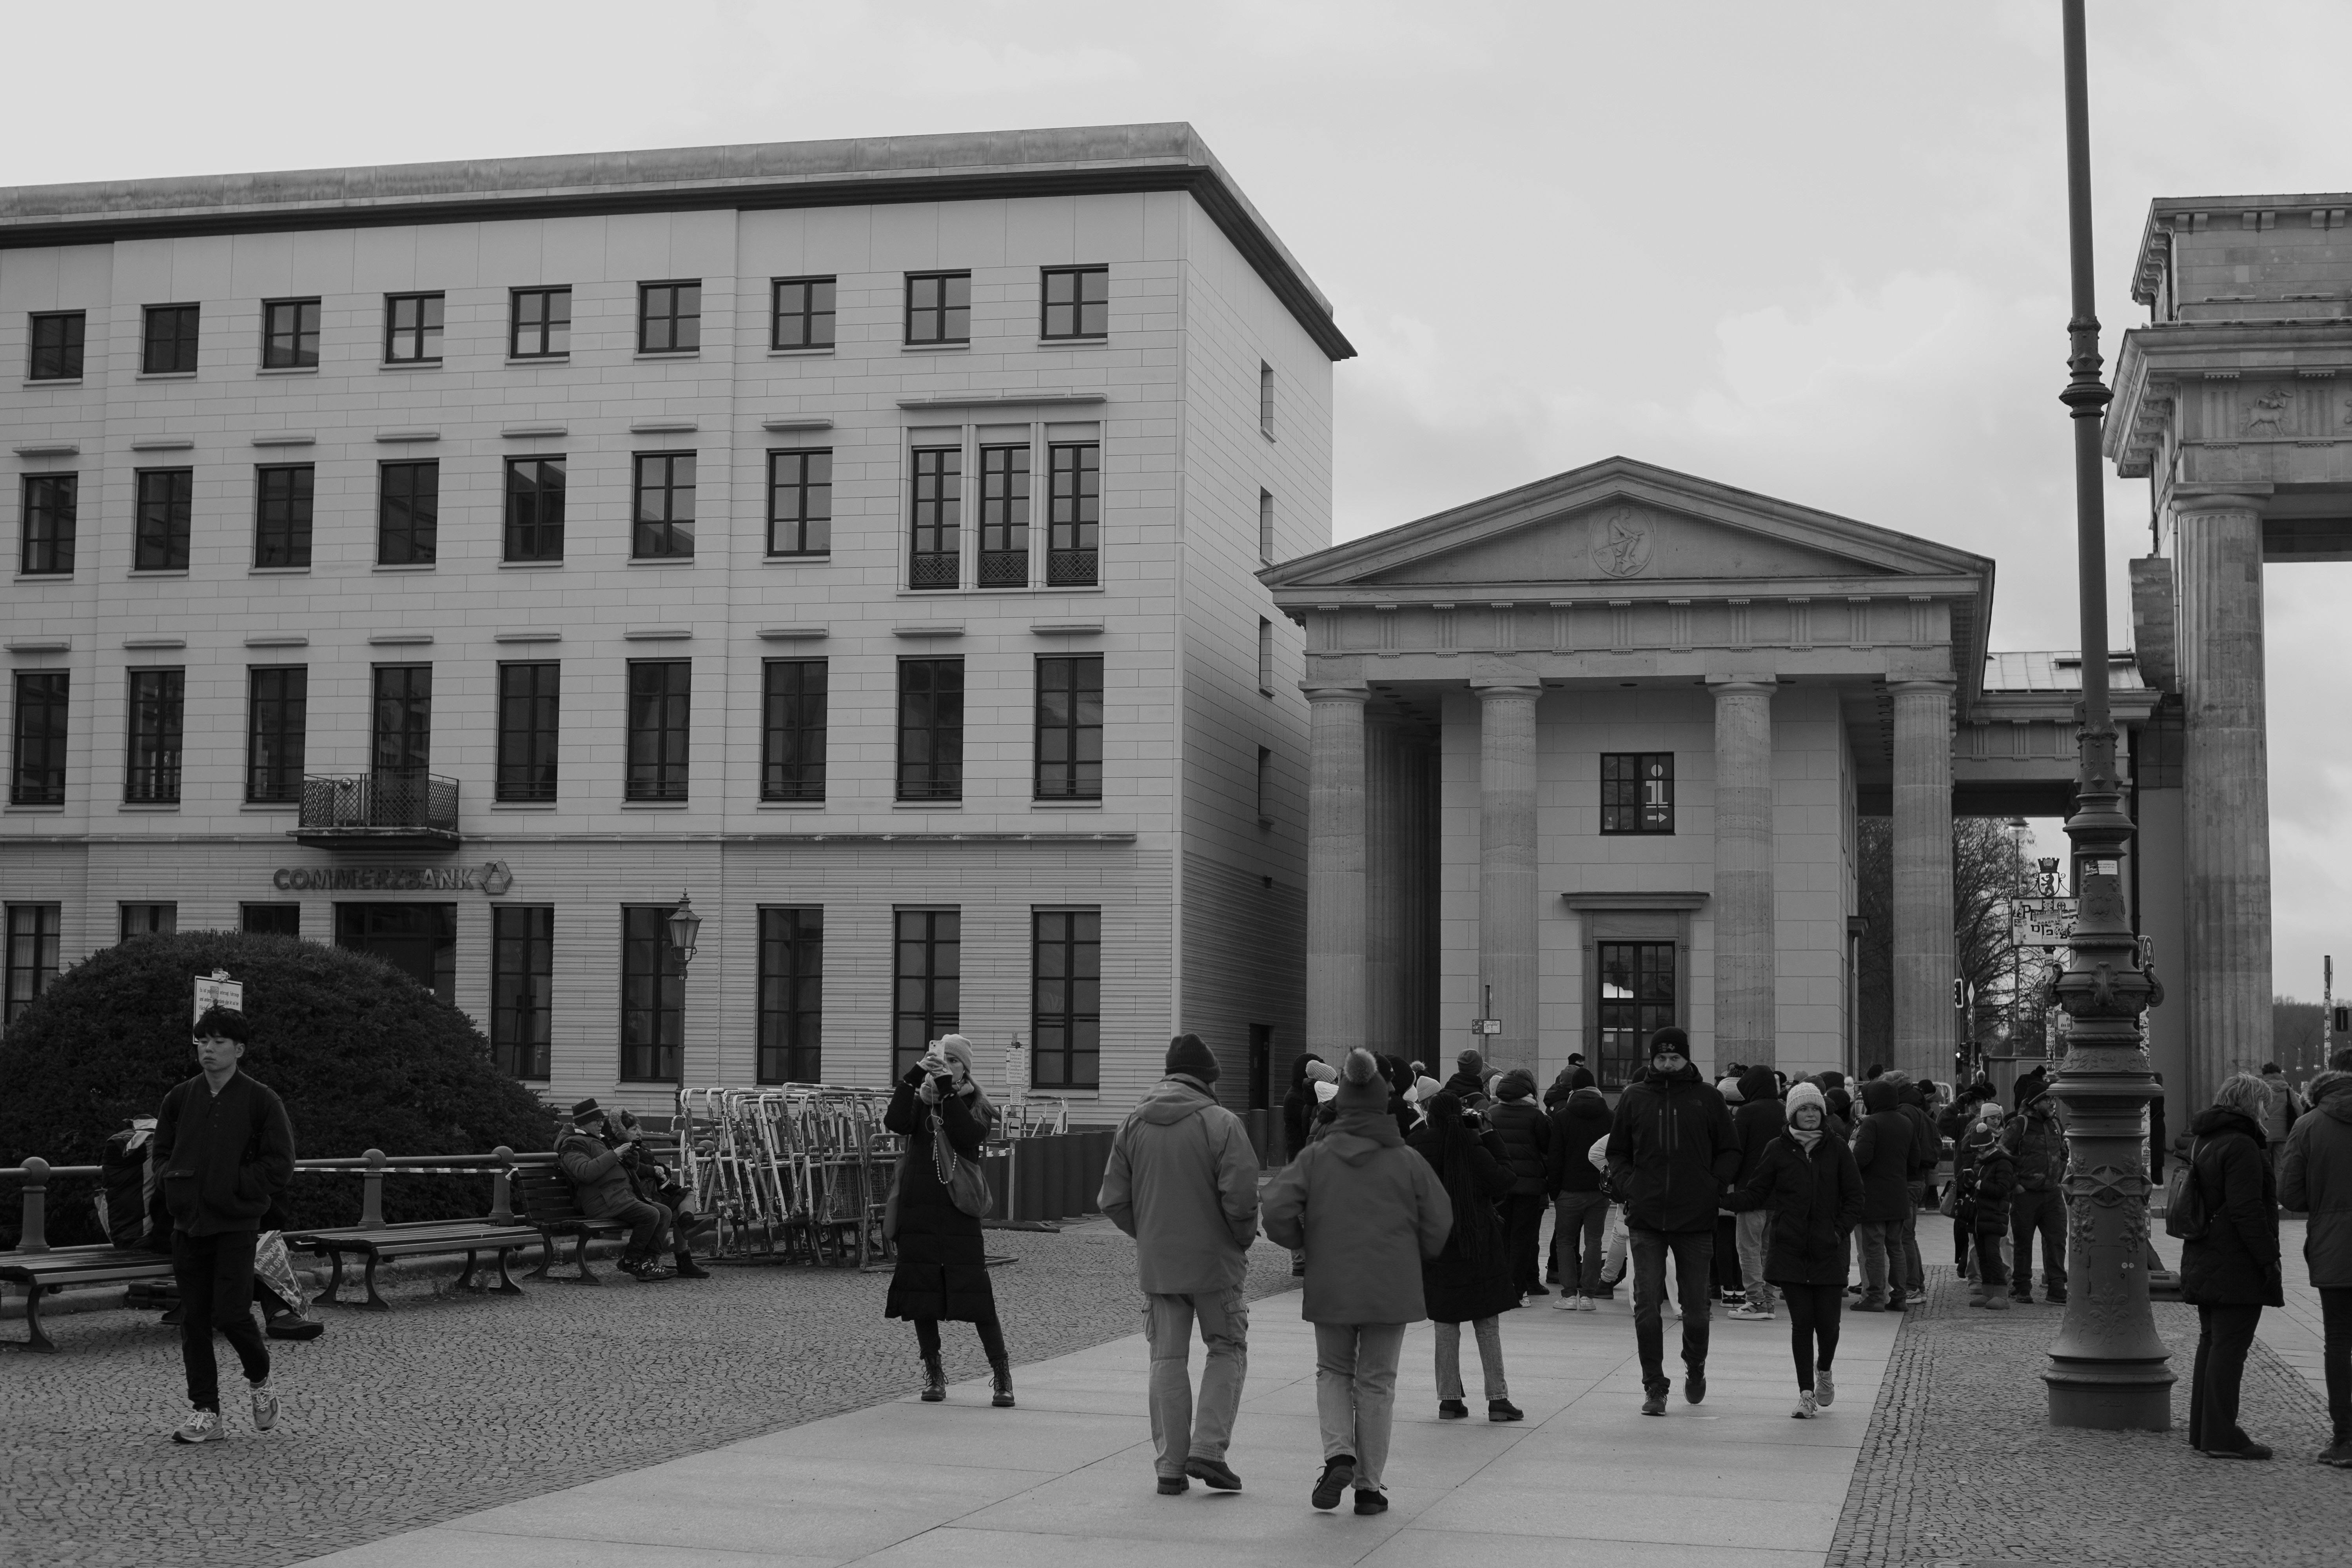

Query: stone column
[1890,679,1956,1082]
[1476,684,1542,1071]
[1306,684,1371,1061]
[2174,494,2271,1102]
[1710,677,1778,1066]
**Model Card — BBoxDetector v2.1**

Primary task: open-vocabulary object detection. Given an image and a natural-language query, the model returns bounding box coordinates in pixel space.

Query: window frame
[1040,265,1109,340]
[19,472,76,576]
[369,663,433,781]
[1046,441,1099,586]
[491,905,555,1080]
[1031,908,1102,1090]
[770,276,836,350]
[244,665,307,805]
[904,271,971,346]
[241,903,300,937]
[4,903,62,1029]
[134,467,194,571]
[624,659,691,802]
[1257,617,1274,695]
[756,906,824,1084]
[759,657,827,803]
[896,657,964,802]
[1600,752,1676,835]
[977,443,1031,586]
[253,464,315,569]
[9,671,68,806]
[1258,488,1275,564]
[376,458,439,566]
[118,903,178,943]
[495,661,561,804]
[1034,654,1103,802]
[124,667,185,805]
[1596,940,1677,1091]
[142,303,201,374]
[892,908,960,1080]
[260,297,322,368]
[619,904,686,1082]
[908,444,962,589]
[1259,361,1275,437]
[631,451,697,560]
[503,455,566,563]
[382,292,445,365]
[765,448,833,557]
[27,310,85,381]
[637,280,702,354]
[508,286,571,358]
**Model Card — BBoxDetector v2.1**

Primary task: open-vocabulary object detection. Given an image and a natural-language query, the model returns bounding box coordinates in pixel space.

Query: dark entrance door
[1597,940,1675,1090]
[336,902,456,1003]
[371,665,432,822]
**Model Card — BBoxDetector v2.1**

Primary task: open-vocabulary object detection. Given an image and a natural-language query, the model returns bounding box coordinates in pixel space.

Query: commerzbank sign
[272,861,514,895]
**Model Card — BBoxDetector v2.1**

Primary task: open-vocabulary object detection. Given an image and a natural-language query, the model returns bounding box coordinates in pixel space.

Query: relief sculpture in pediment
[1591,506,1655,577]
[2245,389,2291,435]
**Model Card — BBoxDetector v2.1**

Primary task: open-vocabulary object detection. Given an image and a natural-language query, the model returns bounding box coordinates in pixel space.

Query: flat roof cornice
[0,122,1354,360]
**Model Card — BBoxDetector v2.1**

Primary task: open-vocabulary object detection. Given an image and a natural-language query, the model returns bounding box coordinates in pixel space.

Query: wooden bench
[512,1168,632,1283]
[283,1218,540,1311]
[0,1245,174,1353]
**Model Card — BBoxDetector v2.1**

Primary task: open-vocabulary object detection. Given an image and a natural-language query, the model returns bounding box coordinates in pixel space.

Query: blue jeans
[1553,1191,1610,1295]
[1630,1225,1713,1395]
[2010,1188,2068,1298]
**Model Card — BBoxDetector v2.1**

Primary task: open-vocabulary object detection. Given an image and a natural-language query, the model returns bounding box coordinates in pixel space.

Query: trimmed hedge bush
[0,929,560,1247]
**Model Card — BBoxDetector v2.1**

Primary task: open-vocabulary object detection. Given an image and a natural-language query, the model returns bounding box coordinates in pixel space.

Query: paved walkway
[299,1268,1901,1568]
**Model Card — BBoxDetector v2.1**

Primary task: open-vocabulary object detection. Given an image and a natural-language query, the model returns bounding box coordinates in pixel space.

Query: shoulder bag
[2162,1136,2209,1241]
[933,1102,993,1219]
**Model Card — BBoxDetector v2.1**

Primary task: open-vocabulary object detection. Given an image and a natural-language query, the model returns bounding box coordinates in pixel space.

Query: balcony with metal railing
[292,770,461,850]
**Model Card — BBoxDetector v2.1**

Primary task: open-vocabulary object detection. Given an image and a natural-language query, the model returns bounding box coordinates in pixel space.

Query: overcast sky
[5,0,2343,999]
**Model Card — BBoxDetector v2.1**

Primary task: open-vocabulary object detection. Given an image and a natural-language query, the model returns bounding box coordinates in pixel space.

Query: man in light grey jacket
[1100,1033,1262,1495]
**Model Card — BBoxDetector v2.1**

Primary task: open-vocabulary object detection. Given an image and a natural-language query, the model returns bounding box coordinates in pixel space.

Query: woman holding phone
[883,1034,1013,1407]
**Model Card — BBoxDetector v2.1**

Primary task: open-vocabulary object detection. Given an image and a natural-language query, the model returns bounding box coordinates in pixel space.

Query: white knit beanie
[1786,1082,1827,1121]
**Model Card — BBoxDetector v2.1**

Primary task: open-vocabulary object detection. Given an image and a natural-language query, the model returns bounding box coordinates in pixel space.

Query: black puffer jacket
[1407,1121,1519,1323]
[1606,1062,1740,1232]
[1484,1072,1550,1195]
[1732,1067,1786,1187]
[1970,1138,2017,1231]
[1544,1087,1615,1195]
[2179,1106,2283,1309]
[882,1071,998,1323]
[1849,1080,1915,1223]
[1726,1132,1864,1287]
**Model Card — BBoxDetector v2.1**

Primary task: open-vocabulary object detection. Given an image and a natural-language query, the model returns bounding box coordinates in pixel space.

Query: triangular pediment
[1263,456,1989,591]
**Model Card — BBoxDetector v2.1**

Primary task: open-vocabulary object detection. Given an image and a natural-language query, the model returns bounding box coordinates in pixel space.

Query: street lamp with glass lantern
[666,892,703,967]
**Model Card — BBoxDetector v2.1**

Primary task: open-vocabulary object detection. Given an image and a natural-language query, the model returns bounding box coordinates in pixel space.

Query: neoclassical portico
[1265,457,1997,1087]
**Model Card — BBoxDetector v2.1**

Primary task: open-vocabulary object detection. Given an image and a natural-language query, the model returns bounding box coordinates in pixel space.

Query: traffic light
[2334,1005,2349,1033]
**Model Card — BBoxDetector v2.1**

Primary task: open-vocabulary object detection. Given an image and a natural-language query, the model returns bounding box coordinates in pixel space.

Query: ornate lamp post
[666,892,703,966]
[2042,0,2173,1430]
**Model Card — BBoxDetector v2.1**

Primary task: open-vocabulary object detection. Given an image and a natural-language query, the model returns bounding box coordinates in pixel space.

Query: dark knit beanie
[1498,1068,1537,1101]
[1648,1026,1690,1059]
[1336,1048,1390,1110]
[1166,1033,1220,1085]
[1457,1047,1485,1074]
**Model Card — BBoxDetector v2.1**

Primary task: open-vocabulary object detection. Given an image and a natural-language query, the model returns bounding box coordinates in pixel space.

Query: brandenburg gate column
[2174,492,2272,1100]
[1709,677,1778,1066]
[1475,682,1542,1069]
[1891,679,1956,1081]
[1306,682,1371,1060]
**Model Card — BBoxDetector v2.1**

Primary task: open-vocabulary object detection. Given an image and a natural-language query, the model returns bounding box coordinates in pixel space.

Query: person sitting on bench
[605,1107,718,1280]
[557,1099,674,1281]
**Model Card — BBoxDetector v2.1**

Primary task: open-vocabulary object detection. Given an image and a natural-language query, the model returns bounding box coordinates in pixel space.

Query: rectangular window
[978,444,1031,586]
[760,658,826,802]
[1035,654,1103,801]
[376,459,438,566]
[632,452,696,559]
[241,903,299,937]
[1031,910,1101,1089]
[254,465,314,569]
[495,661,561,804]
[124,668,184,804]
[383,292,444,363]
[905,271,970,345]
[1259,488,1274,563]
[4,904,61,1027]
[1047,442,1099,586]
[1600,753,1675,834]
[909,445,961,588]
[9,672,67,806]
[620,904,686,1082]
[1258,617,1274,694]
[336,903,456,1004]
[1597,941,1676,1091]
[771,276,835,350]
[625,659,690,802]
[119,903,177,943]
[143,305,201,374]
[766,449,832,556]
[27,311,84,380]
[897,658,964,802]
[503,456,565,563]
[245,666,307,804]
[134,468,194,571]
[1256,745,1273,824]
[1259,361,1275,436]
[757,906,824,1084]
[893,909,959,1079]
[261,298,321,368]
[370,665,432,784]
[491,906,555,1080]
[510,287,570,358]
[20,474,76,575]
[637,281,701,353]
[1041,265,1108,339]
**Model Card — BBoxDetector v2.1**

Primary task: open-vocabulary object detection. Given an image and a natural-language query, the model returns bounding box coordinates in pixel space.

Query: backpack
[97,1119,161,1250]
[2162,1137,2209,1242]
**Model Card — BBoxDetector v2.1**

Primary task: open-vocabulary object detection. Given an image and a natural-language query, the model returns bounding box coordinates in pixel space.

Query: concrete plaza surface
[298,1281,1901,1568]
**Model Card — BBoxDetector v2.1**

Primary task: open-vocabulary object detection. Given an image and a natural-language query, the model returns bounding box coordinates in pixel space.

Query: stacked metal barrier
[673,1086,899,1269]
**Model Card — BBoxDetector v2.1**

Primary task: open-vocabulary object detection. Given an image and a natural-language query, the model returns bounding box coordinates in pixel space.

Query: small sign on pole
[192,969,242,1025]
[2014,897,2081,951]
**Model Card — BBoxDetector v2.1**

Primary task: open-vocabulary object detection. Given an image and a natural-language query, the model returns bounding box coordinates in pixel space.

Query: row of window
[21,267,1119,379]
[5,655,1106,808]
[0,901,1103,1090]
[11,444,1100,583]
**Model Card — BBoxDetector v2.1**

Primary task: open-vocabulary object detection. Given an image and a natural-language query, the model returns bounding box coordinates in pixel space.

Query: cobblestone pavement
[1,1223,1300,1568]
[1827,1266,2345,1567]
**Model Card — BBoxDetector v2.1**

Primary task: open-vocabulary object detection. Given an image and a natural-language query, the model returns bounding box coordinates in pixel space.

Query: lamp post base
[2045,1361,2175,1430]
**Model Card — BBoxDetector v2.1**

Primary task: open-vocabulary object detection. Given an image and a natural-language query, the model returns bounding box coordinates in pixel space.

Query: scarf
[1787,1123,1824,1153]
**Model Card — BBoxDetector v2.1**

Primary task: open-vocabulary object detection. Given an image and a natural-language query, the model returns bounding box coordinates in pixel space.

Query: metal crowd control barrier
[673,1087,899,1269]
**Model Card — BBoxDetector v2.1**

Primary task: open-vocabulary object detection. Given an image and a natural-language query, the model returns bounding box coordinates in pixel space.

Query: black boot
[920,1355,947,1403]
[990,1358,1015,1408]
[672,1251,712,1280]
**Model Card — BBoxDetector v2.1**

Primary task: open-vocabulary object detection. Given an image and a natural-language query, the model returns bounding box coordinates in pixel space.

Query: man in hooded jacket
[1101,1034,1262,1495]
[1606,1027,1741,1415]
[2280,1068,2352,1466]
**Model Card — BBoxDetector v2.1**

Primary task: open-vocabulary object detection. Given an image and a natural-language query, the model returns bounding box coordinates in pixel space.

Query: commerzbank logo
[272,860,514,895]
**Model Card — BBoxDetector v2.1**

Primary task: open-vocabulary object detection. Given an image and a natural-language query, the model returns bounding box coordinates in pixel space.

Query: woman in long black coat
[1724,1082,1862,1419]
[2179,1073,2286,1460]
[882,1035,1012,1407]
[1407,1093,1522,1421]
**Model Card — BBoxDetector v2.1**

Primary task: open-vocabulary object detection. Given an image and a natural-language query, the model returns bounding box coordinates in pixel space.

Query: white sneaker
[250,1381,279,1432]
[1577,1294,1597,1312]
[171,1408,224,1444]
[1550,1292,1578,1311]
[1792,1390,1818,1420]
[1815,1367,1835,1407]
[1729,1305,1774,1321]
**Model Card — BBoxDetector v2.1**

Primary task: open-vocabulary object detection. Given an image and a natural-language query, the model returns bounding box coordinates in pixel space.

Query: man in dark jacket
[1849,1080,1914,1312]
[2280,1069,2352,1465]
[2002,1085,2069,1304]
[558,1099,674,1280]
[1443,1049,1488,1106]
[1546,1084,1616,1308]
[155,1007,296,1444]
[1485,1068,1551,1298]
[2180,1076,2286,1460]
[1606,1027,1740,1415]
[1728,1066,1785,1319]
[1888,1072,1938,1302]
